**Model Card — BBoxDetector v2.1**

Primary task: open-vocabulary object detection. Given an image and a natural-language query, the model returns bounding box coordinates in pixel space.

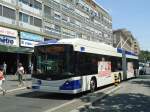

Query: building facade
[113,29,140,55]
[0,0,112,74]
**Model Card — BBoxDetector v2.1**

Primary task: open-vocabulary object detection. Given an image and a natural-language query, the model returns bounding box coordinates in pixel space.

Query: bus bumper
[32,85,81,94]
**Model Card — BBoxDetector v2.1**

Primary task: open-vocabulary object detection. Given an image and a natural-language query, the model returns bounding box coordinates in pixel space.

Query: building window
[34,17,42,27]
[77,33,82,38]
[23,13,29,23]
[19,12,42,27]
[44,5,51,18]
[70,18,75,24]
[54,25,61,32]
[3,6,16,20]
[19,12,29,23]
[30,16,34,25]
[19,0,42,10]
[19,12,22,21]
[54,13,61,19]
[0,5,2,16]
[29,0,34,7]
[19,0,29,5]
[62,14,68,22]
[34,0,42,10]
[75,20,81,27]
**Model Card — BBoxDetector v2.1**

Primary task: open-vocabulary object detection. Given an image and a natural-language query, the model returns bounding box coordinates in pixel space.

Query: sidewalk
[71,75,150,112]
[0,74,32,94]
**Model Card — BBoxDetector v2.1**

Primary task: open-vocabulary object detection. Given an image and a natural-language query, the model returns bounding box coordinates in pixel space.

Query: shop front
[0,26,24,74]
[20,31,44,73]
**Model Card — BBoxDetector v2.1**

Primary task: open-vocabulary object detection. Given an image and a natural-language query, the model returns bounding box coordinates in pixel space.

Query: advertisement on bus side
[98,61,111,77]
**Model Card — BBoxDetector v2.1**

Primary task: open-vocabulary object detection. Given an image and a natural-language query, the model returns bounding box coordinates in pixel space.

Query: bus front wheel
[90,78,97,92]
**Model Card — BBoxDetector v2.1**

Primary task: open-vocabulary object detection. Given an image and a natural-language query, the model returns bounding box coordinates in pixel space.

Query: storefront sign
[0,35,17,46]
[0,27,18,37]
[20,39,39,48]
[20,32,44,42]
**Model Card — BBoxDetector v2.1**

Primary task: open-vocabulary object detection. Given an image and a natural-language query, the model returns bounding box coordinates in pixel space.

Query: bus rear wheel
[90,78,97,92]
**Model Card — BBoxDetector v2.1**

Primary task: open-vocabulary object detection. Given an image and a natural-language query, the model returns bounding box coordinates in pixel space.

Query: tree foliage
[139,50,150,62]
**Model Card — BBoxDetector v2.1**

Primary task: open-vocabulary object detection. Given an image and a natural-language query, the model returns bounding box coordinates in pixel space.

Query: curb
[70,86,121,112]
[0,86,31,95]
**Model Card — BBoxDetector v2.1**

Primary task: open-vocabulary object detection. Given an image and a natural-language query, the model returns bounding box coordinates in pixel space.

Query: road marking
[44,86,121,112]
[70,86,121,112]
[44,99,78,112]
[0,87,27,95]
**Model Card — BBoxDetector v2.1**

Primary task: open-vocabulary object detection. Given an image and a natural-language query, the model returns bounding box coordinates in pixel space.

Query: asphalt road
[0,89,77,112]
[86,75,150,112]
[0,81,117,112]
[0,75,149,112]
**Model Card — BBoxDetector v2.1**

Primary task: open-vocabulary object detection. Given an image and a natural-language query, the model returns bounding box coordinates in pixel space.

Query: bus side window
[117,62,122,71]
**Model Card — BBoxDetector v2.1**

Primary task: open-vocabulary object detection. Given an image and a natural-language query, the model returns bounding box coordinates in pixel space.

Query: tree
[139,50,150,62]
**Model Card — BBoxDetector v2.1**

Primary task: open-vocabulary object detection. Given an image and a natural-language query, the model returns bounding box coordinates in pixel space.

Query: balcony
[18,2,42,16]
[1,0,16,5]
[61,34,75,39]
[49,0,60,10]
[0,16,16,25]
[61,5,74,14]
[19,22,42,32]
[44,29,61,37]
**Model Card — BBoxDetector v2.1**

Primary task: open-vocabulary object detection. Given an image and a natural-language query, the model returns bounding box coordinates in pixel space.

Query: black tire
[90,78,97,92]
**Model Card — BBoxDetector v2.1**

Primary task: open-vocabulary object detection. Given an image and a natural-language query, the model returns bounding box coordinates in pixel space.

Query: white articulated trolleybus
[32,38,139,94]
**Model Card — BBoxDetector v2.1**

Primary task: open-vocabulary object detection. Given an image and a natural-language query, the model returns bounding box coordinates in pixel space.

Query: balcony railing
[0,16,16,25]
[49,0,60,10]
[44,29,61,37]
[19,2,42,16]
[1,0,16,5]
[19,22,42,32]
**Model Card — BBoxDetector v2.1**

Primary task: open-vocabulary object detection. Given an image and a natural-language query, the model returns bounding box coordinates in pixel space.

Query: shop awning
[0,45,33,54]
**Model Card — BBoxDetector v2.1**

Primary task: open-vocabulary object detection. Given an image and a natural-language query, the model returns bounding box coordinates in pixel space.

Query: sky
[96,0,150,51]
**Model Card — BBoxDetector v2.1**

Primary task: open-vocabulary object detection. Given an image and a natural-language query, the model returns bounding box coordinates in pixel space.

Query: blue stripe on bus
[117,48,137,56]
[60,80,82,90]
[117,48,123,53]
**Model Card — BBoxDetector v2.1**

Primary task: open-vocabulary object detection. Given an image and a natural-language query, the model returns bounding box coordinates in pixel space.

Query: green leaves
[139,50,150,62]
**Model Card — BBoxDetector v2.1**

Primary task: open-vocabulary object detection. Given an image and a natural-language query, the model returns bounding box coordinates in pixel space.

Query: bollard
[114,74,119,86]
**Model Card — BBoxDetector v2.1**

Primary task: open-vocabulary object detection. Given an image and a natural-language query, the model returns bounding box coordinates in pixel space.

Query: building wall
[0,0,113,45]
[0,0,113,73]
[113,29,140,55]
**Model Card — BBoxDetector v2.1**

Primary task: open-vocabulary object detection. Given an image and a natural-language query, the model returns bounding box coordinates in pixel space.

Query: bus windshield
[33,44,75,80]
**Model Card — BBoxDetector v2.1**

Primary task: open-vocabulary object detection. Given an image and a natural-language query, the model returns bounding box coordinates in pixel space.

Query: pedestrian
[31,63,33,74]
[3,62,7,78]
[0,66,6,95]
[16,63,25,86]
[28,63,33,74]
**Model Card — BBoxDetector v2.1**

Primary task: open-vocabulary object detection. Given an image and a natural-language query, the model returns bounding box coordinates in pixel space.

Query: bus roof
[37,38,138,59]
